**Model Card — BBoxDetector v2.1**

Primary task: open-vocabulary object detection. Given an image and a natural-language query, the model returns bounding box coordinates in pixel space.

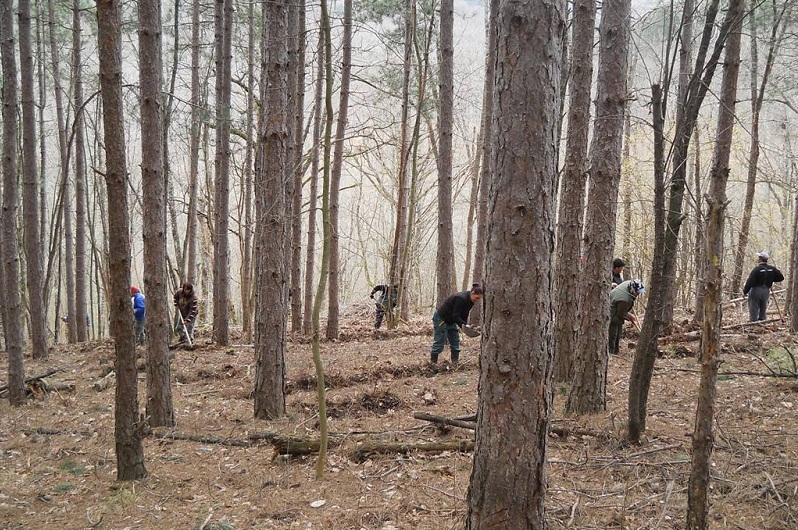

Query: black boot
[430,352,439,364]
[451,350,460,366]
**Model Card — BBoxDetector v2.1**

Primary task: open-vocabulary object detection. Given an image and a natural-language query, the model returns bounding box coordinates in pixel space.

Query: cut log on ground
[0,369,59,396]
[414,412,610,440]
[153,429,251,447]
[248,432,342,456]
[352,439,475,463]
[91,371,116,392]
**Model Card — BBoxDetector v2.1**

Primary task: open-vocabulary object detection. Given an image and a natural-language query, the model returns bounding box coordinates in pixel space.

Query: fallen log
[92,371,115,392]
[722,318,782,330]
[37,379,76,392]
[414,412,476,430]
[352,439,474,463]
[153,429,251,447]
[248,432,342,456]
[0,369,58,396]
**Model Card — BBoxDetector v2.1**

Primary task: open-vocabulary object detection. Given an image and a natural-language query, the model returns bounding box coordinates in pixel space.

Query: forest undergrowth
[1,305,796,529]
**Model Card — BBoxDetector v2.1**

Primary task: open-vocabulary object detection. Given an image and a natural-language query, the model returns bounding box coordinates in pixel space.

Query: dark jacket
[743,263,784,295]
[436,291,475,326]
[174,286,199,323]
[612,271,623,286]
[370,284,398,307]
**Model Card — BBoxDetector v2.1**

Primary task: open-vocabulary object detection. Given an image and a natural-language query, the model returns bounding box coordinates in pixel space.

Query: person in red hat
[130,285,146,345]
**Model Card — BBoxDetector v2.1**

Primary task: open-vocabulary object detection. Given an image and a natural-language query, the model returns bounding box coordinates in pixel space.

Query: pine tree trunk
[466,1,564,526]
[435,0,455,307]
[552,0,594,384]
[185,0,201,284]
[254,0,290,420]
[97,0,147,480]
[140,0,174,428]
[1,0,26,405]
[19,0,49,358]
[72,0,88,343]
[326,0,352,340]
[212,0,232,345]
[687,2,743,526]
[567,0,631,414]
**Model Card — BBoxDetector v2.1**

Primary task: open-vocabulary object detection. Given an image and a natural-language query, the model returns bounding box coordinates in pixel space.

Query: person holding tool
[743,251,784,322]
[430,283,484,365]
[369,284,398,329]
[609,279,644,356]
[174,282,199,344]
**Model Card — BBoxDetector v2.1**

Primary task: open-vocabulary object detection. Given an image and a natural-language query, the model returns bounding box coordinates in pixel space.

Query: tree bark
[387,0,414,329]
[185,0,201,284]
[240,0,256,342]
[326,0,352,340]
[465,1,564,527]
[140,0,174,428]
[687,1,744,526]
[20,0,49,358]
[1,0,26,405]
[97,0,147,480]
[312,0,335,478]
[212,0,233,345]
[253,0,289,420]
[552,0,594,383]
[567,0,631,414]
[469,0,497,326]
[290,1,306,335]
[435,0,455,308]
[72,0,88,343]
[302,29,324,336]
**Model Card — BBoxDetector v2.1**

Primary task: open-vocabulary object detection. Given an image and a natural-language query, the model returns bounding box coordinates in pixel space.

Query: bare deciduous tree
[687,1,744,526]
[326,0,353,339]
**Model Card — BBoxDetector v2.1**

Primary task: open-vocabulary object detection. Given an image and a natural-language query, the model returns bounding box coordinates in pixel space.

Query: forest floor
[1,302,797,530]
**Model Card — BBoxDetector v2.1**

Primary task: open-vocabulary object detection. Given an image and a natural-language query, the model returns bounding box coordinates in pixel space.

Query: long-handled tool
[771,288,784,321]
[177,311,194,348]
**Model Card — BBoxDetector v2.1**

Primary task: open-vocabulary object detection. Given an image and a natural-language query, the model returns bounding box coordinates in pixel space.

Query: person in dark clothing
[743,252,784,322]
[612,258,626,288]
[369,284,398,329]
[609,279,644,355]
[430,283,484,365]
[174,282,199,342]
[130,285,146,345]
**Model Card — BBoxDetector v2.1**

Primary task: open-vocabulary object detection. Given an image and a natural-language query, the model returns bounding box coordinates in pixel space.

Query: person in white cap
[608,279,644,355]
[743,252,784,321]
